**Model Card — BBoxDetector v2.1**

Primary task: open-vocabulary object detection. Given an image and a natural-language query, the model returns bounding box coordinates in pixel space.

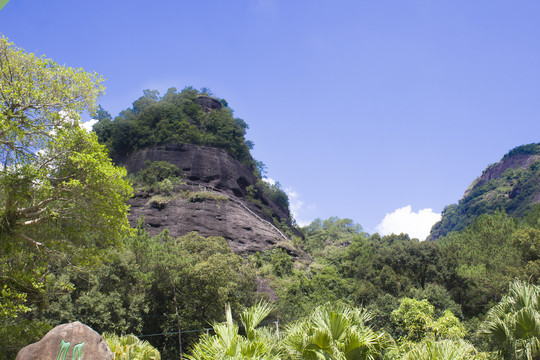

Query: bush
[270,248,293,277]
[136,161,180,186]
[157,179,173,196]
[103,333,161,360]
[186,191,228,203]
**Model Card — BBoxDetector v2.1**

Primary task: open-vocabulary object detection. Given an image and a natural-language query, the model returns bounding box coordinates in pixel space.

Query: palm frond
[240,300,274,340]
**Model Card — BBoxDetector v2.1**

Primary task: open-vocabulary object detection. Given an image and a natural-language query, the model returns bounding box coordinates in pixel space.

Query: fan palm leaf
[103,333,161,360]
[186,302,279,360]
[480,280,540,360]
[240,301,274,341]
[401,338,479,360]
[283,302,390,360]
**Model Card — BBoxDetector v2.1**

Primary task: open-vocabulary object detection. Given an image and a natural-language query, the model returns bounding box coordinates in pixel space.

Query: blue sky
[2,1,539,238]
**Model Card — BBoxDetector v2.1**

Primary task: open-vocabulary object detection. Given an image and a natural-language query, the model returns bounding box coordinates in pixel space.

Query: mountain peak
[430,143,540,240]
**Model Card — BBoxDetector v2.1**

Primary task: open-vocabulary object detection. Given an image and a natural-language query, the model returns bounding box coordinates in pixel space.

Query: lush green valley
[2,35,540,360]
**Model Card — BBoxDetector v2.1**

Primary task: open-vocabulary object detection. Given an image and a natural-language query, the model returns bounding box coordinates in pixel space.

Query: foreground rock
[16,322,112,360]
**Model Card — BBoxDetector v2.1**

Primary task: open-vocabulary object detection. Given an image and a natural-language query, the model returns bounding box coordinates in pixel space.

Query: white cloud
[82,119,98,132]
[263,177,276,186]
[285,187,311,227]
[375,205,441,241]
[262,178,311,226]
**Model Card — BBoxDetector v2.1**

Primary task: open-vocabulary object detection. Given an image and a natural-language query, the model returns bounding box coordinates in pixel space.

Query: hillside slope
[429,143,540,239]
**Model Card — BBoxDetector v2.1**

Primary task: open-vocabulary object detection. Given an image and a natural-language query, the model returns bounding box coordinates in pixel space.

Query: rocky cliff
[121,143,301,255]
[429,143,540,239]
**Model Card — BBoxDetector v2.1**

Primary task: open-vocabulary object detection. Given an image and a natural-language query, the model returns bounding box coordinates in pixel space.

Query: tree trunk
[169,275,183,358]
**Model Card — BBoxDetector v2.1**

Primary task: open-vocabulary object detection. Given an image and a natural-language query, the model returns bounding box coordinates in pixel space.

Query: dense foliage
[93,87,256,168]
[33,227,257,359]
[0,36,132,358]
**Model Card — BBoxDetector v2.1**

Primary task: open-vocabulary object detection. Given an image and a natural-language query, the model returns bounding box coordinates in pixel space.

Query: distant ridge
[429,143,540,239]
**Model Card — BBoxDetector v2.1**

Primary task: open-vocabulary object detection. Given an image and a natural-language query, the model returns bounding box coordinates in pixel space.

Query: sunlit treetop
[0,35,104,166]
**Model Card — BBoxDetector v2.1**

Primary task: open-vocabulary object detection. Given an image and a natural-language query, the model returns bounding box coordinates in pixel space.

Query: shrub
[136,161,180,186]
[103,333,161,360]
[186,191,228,203]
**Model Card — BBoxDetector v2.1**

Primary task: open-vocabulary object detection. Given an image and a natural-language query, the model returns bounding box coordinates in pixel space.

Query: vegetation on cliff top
[93,87,257,170]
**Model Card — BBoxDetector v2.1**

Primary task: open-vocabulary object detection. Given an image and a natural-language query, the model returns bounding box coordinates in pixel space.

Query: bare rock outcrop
[122,143,301,255]
[194,95,222,112]
[463,153,540,198]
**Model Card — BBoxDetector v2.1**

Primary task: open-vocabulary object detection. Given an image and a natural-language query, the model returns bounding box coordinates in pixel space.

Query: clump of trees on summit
[93,87,256,169]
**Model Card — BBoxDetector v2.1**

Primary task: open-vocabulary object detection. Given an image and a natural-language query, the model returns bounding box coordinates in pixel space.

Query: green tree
[438,211,522,316]
[0,36,104,165]
[303,217,366,254]
[0,35,132,351]
[140,231,257,358]
[391,298,466,343]
[40,246,149,335]
[97,87,255,167]
[0,35,130,249]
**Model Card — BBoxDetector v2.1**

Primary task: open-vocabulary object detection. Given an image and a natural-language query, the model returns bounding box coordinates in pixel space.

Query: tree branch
[13,231,44,250]
[17,198,55,217]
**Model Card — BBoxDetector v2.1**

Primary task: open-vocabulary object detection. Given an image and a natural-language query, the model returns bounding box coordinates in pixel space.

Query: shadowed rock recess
[122,143,300,255]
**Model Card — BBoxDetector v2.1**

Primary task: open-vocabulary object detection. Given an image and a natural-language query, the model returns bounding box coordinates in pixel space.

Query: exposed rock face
[463,153,540,197]
[130,184,290,253]
[125,144,254,199]
[16,322,112,360]
[429,147,540,240]
[194,95,222,113]
[122,143,300,255]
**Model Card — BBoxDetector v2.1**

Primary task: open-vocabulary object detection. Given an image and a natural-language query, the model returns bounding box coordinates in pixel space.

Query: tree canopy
[0,35,132,349]
[0,36,104,165]
[94,87,256,169]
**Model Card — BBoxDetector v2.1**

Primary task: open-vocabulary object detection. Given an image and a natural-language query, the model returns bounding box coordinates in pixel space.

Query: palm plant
[399,338,481,360]
[185,301,281,360]
[479,280,540,360]
[282,302,392,360]
[103,333,161,360]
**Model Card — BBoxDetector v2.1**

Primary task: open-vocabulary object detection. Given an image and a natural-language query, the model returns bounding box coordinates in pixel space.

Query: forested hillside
[2,36,540,360]
[430,143,540,239]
